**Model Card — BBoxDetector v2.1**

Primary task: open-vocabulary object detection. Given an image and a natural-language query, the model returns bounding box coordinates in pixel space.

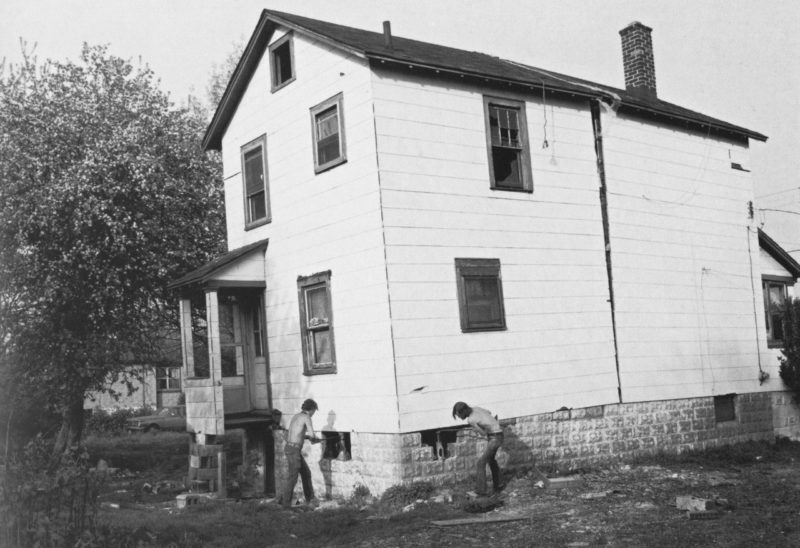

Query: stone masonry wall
[273,391,793,500]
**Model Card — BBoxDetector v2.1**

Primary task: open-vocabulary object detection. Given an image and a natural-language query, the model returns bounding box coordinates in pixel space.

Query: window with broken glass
[483,96,532,192]
[297,271,336,374]
[156,366,181,391]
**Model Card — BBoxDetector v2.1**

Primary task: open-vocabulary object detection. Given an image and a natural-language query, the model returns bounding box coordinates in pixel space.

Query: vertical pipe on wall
[591,100,623,403]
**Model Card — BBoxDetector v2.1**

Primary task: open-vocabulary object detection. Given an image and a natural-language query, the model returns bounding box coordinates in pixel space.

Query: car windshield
[159,408,178,417]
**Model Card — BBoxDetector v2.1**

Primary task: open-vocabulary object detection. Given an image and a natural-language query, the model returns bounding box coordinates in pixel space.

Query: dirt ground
[93,437,800,547]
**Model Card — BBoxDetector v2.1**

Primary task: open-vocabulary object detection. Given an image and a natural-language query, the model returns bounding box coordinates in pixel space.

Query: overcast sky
[3,0,798,253]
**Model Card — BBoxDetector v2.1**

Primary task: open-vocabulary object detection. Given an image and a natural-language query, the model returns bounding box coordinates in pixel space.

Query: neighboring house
[168,10,800,498]
[84,338,184,412]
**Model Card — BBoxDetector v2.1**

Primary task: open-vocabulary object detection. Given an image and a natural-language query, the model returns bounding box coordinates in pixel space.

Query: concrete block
[676,496,712,512]
[546,476,583,489]
[176,493,214,509]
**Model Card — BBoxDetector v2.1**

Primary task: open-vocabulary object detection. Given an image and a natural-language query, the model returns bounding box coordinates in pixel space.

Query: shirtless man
[281,398,321,508]
[452,401,504,497]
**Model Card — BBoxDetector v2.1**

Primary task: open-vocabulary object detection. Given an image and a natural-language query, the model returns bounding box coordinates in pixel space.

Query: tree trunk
[53,396,85,454]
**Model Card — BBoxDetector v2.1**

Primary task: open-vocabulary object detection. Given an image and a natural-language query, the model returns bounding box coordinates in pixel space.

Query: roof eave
[203,10,366,151]
[759,229,800,278]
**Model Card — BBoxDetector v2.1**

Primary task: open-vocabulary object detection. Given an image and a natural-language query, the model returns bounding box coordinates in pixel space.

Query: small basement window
[714,394,736,423]
[420,428,462,460]
[321,431,351,460]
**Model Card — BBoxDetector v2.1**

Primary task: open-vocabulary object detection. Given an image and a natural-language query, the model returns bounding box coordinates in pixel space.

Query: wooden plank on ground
[432,513,530,527]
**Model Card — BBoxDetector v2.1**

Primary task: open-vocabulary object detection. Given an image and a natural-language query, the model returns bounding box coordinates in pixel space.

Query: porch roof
[168,238,269,291]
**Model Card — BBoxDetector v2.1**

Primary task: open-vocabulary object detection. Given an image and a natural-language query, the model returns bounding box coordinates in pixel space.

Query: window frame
[240,135,270,229]
[482,95,533,193]
[297,270,336,375]
[156,366,181,392]
[269,32,295,92]
[763,275,792,348]
[310,93,347,174]
[455,258,507,333]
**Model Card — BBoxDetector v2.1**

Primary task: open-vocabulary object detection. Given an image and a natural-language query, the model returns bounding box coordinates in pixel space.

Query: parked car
[126,406,186,433]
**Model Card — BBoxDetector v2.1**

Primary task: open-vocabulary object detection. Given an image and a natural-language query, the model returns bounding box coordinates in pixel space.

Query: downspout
[591,100,623,403]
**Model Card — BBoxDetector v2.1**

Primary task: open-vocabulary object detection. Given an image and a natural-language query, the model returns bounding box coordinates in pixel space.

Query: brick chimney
[619,21,656,98]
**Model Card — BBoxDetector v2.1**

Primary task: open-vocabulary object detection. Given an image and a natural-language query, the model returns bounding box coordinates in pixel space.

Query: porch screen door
[220,299,251,413]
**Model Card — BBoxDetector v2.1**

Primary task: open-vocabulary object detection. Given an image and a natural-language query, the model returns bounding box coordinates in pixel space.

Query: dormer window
[310,93,346,173]
[270,33,295,92]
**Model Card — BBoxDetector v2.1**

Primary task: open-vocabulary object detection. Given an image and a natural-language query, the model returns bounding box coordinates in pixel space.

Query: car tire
[145,424,161,433]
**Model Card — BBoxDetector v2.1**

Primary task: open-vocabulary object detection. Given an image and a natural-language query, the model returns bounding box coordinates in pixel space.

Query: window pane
[316,107,340,165]
[768,284,786,308]
[273,42,292,84]
[244,148,264,195]
[219,303,239,344]
[772,314,785,341]
[248,190,266,222]
[221,346,238,376]
[465,277,502,325]
[311,329,332,365]
[489,105,521,148]
[306,286,329,326]
[492,146,522,189]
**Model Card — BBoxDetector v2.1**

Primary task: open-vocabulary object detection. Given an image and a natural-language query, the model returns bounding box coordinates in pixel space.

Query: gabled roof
[203,9,767,150]
[759,229,800,279]
[168,238,269,291]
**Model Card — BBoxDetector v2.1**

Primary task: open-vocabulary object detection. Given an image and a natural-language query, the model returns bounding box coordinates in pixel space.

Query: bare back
[287,411,316,445]
[467,407,502,435]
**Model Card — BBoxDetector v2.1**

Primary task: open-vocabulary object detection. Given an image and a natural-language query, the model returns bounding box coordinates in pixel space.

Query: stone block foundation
[273,391,797,500]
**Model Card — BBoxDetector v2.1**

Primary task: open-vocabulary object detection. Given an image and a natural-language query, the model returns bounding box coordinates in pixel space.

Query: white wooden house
[169,10,800,498]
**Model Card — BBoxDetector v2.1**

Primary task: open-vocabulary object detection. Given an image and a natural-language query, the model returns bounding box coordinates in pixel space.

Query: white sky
[3,0,798,253]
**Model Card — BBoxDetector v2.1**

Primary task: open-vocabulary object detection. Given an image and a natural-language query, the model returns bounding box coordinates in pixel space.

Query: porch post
[205,289,225,437]
[178,298,195,378]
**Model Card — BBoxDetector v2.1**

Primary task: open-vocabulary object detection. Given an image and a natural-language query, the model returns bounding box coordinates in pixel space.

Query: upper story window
[764,277,791,347]
[241,135,270,228]
[483,96,533,192]
[455,258,507,332]
[310,93,346,173]
[297,271,336,375]
[269,33,295,92]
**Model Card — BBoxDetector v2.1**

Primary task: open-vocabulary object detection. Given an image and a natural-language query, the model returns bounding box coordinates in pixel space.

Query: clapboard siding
[371,67,619,432]
[219,28,398,433]
[601,111,765,400]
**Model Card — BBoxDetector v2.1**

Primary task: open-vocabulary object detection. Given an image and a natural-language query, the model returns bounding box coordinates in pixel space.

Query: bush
[84,406,155,436]
[0,435,105,547]
[380,481,435,507]
[779,298,800,400]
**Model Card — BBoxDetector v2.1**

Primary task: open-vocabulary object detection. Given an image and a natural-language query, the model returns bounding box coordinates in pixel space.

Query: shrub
[380,481,435,507]
[779,298,800,401]
[0,435,105,547]
[84,406,155,436]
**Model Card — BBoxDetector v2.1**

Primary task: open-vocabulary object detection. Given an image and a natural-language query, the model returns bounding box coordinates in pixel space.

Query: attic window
[270,33,295,92]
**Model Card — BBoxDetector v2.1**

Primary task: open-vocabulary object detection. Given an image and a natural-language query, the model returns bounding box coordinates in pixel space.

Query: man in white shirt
[453,401,504,497]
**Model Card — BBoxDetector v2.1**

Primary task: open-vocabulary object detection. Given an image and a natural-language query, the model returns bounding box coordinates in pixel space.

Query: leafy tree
[779,298,800,400]
[206,38,245,111]
[0,45,226,453]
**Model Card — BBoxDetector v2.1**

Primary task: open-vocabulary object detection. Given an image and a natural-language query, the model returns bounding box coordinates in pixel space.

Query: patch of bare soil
[357,443,800,547]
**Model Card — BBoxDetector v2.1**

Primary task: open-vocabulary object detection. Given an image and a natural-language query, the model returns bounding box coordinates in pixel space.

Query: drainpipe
[591,100,623,403]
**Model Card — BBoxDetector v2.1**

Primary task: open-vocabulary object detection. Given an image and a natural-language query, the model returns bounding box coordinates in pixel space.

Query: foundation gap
[420,428,461,460]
